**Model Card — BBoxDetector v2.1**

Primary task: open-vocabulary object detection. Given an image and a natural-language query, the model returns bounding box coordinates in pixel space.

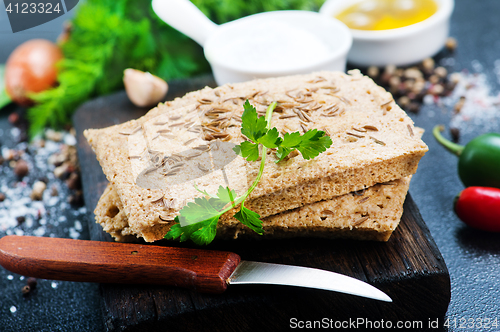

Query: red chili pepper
[454,187,500,232]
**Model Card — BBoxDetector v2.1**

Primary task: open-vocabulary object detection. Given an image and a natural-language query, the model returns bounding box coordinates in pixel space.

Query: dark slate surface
[0,104,105,331]
[1,0,500,330]
[407,0,500,325]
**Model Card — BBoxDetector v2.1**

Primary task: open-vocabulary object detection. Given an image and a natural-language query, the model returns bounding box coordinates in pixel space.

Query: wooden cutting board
[74,76,450,332]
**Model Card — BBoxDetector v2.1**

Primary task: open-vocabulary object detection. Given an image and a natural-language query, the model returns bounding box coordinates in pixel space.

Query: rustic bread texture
[95,184,168,242]
[84,71,428,242]
[95,177,411,242]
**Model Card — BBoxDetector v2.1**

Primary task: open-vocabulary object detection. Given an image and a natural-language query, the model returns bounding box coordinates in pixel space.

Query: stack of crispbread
[84,70,428,243]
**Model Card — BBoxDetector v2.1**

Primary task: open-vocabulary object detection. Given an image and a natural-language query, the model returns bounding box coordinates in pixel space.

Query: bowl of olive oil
[320,0,454,67]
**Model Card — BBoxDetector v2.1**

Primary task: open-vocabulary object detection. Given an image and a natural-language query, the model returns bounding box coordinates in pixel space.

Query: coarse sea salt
[0,128,87,241]
[439,63,500,135]
[74,220,82,231]
[209,21,331,72]
[69,227,80,239]
[10,127,20,139]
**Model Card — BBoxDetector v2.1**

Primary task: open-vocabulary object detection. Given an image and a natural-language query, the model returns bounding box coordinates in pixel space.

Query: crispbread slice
[84,71,428,242]
[95,177,411,242]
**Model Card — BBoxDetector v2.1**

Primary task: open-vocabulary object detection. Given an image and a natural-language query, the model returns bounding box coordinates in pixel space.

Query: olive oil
[335,0,438,31]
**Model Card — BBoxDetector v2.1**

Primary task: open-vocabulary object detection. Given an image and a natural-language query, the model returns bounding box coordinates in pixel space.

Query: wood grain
[0,236,240,294]
[73,77,451,332]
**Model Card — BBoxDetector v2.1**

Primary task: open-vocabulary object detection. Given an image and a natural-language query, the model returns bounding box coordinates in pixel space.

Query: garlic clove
[123,68,168,107]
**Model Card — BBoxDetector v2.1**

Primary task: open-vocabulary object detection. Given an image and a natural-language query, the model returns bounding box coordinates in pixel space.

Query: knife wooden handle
[0,235,240,294]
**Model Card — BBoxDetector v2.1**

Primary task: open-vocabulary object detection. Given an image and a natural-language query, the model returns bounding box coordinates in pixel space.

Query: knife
[0,235,391,302]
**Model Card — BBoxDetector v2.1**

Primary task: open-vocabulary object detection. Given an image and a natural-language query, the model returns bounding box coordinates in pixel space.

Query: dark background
[1,0,500,330]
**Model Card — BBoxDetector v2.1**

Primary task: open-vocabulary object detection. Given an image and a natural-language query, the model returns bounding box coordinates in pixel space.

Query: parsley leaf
[276,132,302,162]
[236,101,282,158]
[275,146,293,162]
[276,129,332,162]
[177,185,236,227]
[296,129,333,160]
[190,216,219,245]
[177,196,221,226]
[167,186,236,245]
[258,127,282,149]
[234,205,264,235]
[165,216,218,245]
[234,141,260,162]
[241,100,268,143]
[215,186,237,206]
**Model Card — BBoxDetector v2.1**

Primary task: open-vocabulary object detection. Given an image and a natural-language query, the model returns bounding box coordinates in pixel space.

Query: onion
[5,39,63,106]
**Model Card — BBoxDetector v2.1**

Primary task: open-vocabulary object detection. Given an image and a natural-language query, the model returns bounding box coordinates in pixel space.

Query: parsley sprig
[165,100,332,245]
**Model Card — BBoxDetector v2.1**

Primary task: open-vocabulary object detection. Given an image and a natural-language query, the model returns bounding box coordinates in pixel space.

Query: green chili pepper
[433,125,500,189]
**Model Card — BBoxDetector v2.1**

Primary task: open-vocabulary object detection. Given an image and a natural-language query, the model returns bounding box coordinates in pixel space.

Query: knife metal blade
[0,235,391,302]
[229,261,392,302]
